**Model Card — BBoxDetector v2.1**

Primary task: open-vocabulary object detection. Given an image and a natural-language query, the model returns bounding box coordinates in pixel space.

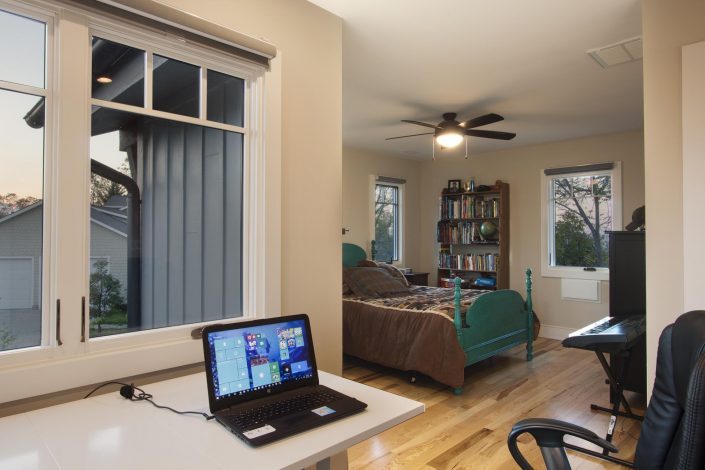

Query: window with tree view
[374,183,400,262]
[548,170,614,269]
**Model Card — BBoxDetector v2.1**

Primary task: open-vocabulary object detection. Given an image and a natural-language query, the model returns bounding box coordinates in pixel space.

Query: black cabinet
[609,231,646,316]
[608,231,646,397]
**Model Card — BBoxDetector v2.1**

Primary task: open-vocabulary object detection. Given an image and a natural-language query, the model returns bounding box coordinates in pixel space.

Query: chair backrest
[634,310,705,469]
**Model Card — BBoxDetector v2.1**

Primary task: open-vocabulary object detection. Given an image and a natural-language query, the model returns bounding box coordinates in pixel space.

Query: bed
[342,243,534,394]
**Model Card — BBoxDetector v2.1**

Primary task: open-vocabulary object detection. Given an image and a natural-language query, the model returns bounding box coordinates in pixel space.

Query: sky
[1,9,125,200]
[0,10,45,199]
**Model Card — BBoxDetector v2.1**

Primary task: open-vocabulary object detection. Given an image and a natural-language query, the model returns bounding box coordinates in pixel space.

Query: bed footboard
[452,269,534,371]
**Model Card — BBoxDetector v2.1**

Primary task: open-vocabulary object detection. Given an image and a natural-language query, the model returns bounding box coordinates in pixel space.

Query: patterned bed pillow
[343,267,410,298]
[374,262,410,287]
[356,259,410,287]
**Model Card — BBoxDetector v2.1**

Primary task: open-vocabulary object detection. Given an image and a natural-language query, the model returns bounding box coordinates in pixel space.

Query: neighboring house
[0,203,42,310]
[0,197,128,310]
[89,195,129,299]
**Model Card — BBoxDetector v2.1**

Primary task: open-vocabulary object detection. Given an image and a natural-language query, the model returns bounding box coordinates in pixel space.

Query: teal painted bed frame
[343,242,534,394]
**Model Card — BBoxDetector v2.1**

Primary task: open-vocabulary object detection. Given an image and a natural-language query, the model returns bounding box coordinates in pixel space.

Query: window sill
[541,266,609,281]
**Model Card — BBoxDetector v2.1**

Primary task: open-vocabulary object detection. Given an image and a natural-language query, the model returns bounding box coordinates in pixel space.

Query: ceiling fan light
[436,132,463,148]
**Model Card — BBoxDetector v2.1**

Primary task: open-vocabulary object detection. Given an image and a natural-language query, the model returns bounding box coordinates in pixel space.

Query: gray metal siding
[140,120,243,327]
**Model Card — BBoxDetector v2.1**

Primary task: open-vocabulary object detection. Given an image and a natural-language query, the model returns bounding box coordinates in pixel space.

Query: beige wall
[342,147,421,269]
[642,0,705,393]
[161,0,343,373]
[415,131,645,333]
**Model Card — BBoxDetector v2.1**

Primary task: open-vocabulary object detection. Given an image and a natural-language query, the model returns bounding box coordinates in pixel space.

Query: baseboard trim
[539,324,574,340]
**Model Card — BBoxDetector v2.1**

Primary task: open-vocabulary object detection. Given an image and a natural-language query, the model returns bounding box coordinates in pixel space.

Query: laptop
[201,313,367,446]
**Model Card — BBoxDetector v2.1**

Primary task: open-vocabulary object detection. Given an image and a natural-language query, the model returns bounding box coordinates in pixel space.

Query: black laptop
[201,314,367,446]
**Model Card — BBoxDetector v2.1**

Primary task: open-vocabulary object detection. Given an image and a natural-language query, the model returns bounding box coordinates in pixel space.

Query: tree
[90,174,125,206]
[555,211,597,267]
[0,193,39,218]
[553,176,611,267]
[90,157,131,206]
[0,327,16,351]
[89,260,125,332]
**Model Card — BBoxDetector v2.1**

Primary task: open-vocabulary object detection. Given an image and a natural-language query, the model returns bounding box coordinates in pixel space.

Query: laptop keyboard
[227,389,341,429]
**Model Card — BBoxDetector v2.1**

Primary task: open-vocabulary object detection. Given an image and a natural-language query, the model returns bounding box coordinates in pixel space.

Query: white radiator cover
[561,278,600,302]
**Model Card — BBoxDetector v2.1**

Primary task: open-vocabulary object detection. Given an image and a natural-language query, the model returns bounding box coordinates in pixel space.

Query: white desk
[0,371,423,470]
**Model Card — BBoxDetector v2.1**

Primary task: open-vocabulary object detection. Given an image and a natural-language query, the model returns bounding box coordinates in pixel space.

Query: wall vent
[587,36,642,68]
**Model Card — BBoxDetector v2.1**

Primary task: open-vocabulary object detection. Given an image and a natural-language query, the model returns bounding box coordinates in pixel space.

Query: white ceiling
[308,0,643,160]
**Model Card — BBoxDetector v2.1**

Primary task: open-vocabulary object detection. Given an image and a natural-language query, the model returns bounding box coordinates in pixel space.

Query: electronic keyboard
[562,315,645,353]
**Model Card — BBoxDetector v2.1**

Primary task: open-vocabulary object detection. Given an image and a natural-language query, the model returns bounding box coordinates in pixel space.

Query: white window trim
[540,162,622,281]
[370,176,404,266]
[0,0,281,403]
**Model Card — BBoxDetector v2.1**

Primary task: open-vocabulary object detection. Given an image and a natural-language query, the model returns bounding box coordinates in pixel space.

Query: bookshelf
[437,180,509,290]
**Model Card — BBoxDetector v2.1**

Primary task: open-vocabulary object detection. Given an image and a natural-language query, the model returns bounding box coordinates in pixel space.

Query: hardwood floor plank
[345,338,645,469]
[426,428,493,469]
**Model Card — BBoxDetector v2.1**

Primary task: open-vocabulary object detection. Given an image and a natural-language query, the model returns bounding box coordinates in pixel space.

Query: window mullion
[90,97,246,134]
[52,10,92,351]
[0,79,47,97]
[145,51,153,110]
[200,66,207,119]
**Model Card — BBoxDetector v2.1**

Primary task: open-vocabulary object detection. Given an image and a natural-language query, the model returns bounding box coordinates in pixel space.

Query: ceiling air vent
[587,36,642,68]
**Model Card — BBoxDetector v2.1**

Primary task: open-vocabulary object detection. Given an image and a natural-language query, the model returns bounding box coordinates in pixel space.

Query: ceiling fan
[386,112,516,158]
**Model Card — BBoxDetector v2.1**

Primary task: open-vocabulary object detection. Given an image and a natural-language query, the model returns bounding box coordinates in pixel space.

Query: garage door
[0,258,33,309]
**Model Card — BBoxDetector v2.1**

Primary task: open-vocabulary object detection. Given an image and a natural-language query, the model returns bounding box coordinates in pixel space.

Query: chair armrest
[507,418,618,469]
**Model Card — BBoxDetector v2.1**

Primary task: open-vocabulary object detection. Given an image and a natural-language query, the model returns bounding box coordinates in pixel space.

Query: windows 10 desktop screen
[206,319,313,399]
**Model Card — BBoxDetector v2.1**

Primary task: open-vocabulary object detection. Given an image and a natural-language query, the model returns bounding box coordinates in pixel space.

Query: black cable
[84,381,133,399]
[84,381,215,421]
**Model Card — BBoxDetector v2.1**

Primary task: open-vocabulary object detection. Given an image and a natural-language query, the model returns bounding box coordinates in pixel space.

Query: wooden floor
[343,338,645,469]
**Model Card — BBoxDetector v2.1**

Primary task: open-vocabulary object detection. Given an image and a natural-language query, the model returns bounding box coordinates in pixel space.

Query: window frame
[0,0,280,403]
[0,0,56,354]
[540,162,622,281]
[371,178,404,265]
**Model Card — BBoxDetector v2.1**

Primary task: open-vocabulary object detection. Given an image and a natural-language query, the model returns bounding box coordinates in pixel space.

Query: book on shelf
[437,220,500,244]
[438,252,500,272]
[439,277,470,288]
[439,195,501,220]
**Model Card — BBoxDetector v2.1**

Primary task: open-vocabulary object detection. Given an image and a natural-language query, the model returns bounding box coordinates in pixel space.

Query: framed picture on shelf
[447,179,461,192]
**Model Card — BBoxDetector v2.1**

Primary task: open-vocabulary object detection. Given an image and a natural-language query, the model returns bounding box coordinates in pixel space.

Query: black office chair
[507,310,705,469]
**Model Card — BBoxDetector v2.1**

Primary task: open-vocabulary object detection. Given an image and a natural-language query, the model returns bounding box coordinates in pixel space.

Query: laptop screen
[203,315,317,405]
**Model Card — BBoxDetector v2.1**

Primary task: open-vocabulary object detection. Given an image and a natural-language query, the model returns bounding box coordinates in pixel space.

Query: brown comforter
[343,286,488,388]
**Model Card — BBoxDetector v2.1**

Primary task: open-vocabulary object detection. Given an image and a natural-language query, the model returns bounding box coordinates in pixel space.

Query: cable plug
[119,383,135,400]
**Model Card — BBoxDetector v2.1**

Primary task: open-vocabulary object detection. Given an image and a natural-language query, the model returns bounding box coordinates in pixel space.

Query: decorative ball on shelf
[480,221,497,238]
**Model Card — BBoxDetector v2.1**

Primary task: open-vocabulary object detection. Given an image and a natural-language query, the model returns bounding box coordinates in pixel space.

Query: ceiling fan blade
[465,129,516,140]
[385,132,435,140]
[460,113,504,129]
[401,119,439,129]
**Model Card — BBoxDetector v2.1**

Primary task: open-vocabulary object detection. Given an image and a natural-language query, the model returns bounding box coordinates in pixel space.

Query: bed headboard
[343,243,367,267]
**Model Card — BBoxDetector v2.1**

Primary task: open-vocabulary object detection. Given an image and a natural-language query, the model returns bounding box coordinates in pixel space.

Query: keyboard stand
[564,349,643,468]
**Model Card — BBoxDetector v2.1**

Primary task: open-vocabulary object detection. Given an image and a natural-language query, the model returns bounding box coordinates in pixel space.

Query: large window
[541,163,622,280]
[373,181,402,263]
[88,34,246,336]
[0,0,274,402]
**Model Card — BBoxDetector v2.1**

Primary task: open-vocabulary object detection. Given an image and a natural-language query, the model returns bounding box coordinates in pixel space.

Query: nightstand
[403,272,429,286]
